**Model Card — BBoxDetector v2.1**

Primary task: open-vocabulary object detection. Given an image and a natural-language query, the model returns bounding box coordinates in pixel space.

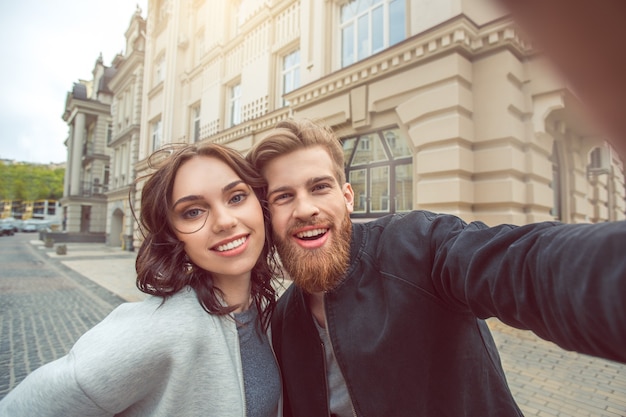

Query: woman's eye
[183,208,203,219]
[230,192,247,204]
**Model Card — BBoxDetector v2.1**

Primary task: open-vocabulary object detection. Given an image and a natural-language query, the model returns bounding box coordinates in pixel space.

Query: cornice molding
[110,124,140,148]
[286,15,532,110]
[205,108,291,146]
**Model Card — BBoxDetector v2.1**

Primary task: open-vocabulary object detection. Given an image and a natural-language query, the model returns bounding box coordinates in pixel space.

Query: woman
[0,143,283,417]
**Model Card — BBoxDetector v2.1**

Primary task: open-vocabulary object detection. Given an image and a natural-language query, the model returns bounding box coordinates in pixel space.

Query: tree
[0,162,65,201]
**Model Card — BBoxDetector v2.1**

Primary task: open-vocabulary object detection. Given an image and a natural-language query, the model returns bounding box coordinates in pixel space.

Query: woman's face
[169,155,265,287]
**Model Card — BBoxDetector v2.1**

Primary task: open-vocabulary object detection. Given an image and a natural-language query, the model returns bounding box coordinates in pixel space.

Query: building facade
[106,8,146,250]
[61,55,115,236]
[129,0,624,246]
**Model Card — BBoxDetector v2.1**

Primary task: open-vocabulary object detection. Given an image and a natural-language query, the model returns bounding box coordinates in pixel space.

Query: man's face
[263,146,354,293]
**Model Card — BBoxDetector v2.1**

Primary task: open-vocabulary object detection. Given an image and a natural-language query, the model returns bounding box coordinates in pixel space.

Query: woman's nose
[210,207,238,233]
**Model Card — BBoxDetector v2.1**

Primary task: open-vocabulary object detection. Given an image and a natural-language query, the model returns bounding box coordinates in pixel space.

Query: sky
[0,0,148,164]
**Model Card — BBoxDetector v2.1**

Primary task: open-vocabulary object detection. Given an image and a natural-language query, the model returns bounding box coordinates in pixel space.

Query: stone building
[61,55,115,237]
[132,0,623,244]
[106,8,146,250]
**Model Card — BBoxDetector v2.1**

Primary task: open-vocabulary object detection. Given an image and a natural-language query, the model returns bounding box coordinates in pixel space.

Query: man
[247,118,625,417]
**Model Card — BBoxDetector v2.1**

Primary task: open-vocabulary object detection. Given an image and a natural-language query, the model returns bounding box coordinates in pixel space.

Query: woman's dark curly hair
[131,142,279,331]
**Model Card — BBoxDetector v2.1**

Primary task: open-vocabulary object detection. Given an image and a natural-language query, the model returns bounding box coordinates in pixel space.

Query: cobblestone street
[0,235,125,398]
[490,319,626,416]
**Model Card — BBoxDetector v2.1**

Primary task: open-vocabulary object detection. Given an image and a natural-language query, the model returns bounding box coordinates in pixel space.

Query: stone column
[70,113,85,196]
[63,126,72,197]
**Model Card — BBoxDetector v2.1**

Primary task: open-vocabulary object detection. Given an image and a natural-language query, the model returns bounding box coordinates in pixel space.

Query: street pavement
[0,235,624,415]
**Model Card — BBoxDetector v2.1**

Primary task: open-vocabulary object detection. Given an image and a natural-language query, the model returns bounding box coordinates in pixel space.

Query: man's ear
[342,183,354,213]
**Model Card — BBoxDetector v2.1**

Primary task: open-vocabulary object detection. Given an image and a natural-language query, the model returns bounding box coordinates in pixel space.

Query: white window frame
[339,0,405,68]
[191,104,201,142]
[341,126,413,218]
[281,49,301,107]
[154,54,166,86]
[194,29,205,66]
[229,83,242,127]
[151,119,162,151]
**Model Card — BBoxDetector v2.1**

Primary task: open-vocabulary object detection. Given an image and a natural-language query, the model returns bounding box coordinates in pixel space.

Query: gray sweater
[0,287,282,417]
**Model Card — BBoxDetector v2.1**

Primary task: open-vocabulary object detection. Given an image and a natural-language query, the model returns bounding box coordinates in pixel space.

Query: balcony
[80,181,108,197]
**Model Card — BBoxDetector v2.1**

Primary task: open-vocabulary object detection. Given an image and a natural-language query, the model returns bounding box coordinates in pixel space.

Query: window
[121,143,129,185]
[154,54,165,85]
[194,30,205,66]
[229,83,242,127]
[342,127,412,218]
[157,0,170,24]
[191,104,201,142]
[151,119,162,151]
[228,1,241,39]
[123,87,131,126]
[281,49,300,107]
[340,0,405,68]
[549,142,562,221]
[588,146,610,174]
[103,165,110,191]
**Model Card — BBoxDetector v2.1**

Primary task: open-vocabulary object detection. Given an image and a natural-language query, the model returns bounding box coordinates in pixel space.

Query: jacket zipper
[320,338,331,417]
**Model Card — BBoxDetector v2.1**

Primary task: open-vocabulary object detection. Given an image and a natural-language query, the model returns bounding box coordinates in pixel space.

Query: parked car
[20,219,51,233]
[21,221,38,232]
[0,218,16,236]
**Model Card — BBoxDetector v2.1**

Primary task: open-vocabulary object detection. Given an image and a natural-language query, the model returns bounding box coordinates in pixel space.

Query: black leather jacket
[272,211,626,417]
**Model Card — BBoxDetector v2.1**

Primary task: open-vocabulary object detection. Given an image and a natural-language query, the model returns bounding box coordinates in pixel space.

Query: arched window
[341,127,412,218]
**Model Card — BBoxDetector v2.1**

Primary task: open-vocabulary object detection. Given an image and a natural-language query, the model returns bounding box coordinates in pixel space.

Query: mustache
[284,217,336,235]
[274,211,352,294]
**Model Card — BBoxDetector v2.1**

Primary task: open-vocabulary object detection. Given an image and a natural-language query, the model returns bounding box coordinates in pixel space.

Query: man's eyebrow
[172,180,245,208]
[267,185,291,199]
[267,176,336,198]
[308,175,336,186]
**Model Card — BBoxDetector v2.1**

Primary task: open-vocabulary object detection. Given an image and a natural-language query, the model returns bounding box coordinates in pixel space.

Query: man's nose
[292,195,320,220]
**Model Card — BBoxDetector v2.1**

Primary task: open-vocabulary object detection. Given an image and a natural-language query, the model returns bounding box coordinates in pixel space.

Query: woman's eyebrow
[172,195,203,209]
[172,180,246,209]
[223,179,245,192]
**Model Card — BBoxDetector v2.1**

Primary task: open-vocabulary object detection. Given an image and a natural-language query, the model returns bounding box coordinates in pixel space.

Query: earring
[183,255,194,274]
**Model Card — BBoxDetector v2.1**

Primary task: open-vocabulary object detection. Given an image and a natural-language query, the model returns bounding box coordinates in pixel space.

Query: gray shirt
[315,318,355,417]
[235,306,280,417]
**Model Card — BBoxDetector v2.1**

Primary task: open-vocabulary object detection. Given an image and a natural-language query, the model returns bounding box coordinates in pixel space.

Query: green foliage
[0,163,65,200]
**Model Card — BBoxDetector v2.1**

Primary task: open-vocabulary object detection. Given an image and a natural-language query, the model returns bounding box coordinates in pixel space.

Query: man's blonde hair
[247,118,346,184]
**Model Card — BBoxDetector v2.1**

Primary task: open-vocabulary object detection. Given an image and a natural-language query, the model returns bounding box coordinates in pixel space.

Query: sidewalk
[31,240,146,302]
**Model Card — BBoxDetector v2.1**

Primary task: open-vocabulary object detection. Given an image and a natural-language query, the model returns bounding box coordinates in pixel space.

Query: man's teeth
[296,228,326,239]
[215,237,246,252]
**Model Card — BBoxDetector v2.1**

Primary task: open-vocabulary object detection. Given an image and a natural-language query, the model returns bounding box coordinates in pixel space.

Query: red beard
[275,211,352,293]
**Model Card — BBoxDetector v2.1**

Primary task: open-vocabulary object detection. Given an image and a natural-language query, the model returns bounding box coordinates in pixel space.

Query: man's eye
[312,183,330,192]
[273,193,291,203]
